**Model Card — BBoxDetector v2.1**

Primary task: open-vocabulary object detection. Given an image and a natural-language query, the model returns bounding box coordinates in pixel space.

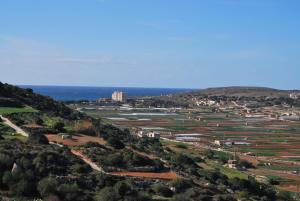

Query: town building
[112,91,127,102]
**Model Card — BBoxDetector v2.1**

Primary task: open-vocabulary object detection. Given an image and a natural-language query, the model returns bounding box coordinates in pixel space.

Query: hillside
[0,82,82,119]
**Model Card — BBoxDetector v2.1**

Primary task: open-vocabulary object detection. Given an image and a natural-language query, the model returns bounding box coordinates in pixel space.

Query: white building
[137,130,160,139]
[112,91,127,102]
[147,131,160,139]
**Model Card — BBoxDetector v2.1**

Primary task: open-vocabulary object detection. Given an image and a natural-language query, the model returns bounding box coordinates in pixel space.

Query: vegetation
[0,82,297,200]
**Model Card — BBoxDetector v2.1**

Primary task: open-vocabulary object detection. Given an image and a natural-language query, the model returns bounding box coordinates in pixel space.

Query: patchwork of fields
[83,105,300,192]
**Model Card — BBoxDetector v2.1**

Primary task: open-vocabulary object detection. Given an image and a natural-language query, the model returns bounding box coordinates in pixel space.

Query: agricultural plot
[81,104,300,192]
[0,107,38,115]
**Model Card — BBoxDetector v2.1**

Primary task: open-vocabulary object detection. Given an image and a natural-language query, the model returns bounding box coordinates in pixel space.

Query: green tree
[153,183,173,197]
[28,132,49,144]
[95,187,118,201]
[37,177,59,197]
[107,137,125,149]
[53,122,65,132]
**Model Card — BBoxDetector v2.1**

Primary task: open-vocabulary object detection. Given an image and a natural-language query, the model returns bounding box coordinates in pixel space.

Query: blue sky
[0,0,299,89]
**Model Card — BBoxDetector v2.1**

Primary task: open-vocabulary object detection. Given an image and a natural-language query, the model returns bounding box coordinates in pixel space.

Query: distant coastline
[19,85,194,101]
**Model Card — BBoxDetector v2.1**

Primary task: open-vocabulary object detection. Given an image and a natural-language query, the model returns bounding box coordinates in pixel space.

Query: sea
[20,85,193,101]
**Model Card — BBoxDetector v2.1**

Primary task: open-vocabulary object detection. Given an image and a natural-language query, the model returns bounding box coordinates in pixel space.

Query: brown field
[110,171,178,180]
[46,134,106,146]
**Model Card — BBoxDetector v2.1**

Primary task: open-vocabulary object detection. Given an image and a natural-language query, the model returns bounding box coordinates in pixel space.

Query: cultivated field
[46,134,106,146]
[82,105,300,192]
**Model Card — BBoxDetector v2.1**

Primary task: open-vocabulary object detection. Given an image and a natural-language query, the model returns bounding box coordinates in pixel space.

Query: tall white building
[112,91,127,102]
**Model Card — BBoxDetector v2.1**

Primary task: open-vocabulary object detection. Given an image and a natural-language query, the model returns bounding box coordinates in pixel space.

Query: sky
[0,0,299,89]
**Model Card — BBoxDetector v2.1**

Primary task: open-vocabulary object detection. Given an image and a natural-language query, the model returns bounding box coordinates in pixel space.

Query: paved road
[0,115,29,137]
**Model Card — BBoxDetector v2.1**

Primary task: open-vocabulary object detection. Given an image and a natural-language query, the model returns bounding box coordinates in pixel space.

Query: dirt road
[71,150,105,173]
[0,115,29,137]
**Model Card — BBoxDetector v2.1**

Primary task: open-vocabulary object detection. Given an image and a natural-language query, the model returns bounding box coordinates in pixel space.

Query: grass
[207,160,248,179]
[3,133,27,142]
[262,165,300,172]
[220,166,248,179]
[161,139,188,147]
[0,123,27,142]
[152,195,172,200]
[239,148,280,157]
[266,175,294,184]
[0,107,38,115]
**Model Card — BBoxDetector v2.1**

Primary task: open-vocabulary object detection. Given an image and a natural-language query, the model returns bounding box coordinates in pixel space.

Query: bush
[171,179,192,193]
[153,184,173,197]
[238,160,254,169]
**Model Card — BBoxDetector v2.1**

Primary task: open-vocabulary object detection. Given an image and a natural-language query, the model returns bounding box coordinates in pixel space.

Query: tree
[28,132,49,144]
[238,160,254,169]
[57,183,80,201]
[114,181,131,196]
[107,137,125,149]
[53,122,65,132]
[153,184,173,197]
[95,187,118,201]
[38,177,59,197]
[36,118,44,126]
[171,179,191,193]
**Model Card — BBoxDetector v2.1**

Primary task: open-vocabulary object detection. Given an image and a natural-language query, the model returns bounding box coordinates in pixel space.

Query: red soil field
[46,134,106,146]
[110,171,178,180]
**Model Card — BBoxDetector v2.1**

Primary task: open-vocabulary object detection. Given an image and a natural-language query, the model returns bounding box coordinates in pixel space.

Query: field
[0,107,38,115]
[81,104,300,192]
[46,134,106,146]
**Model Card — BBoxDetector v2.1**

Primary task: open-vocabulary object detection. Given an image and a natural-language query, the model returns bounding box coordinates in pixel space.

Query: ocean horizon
[20,85,194,101]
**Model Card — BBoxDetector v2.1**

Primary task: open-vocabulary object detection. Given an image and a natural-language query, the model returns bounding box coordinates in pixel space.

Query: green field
[0,107,38,115]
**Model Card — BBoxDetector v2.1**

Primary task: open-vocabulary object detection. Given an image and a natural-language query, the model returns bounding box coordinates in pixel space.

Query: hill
[186,86,295,98]
[0,82,82,119]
